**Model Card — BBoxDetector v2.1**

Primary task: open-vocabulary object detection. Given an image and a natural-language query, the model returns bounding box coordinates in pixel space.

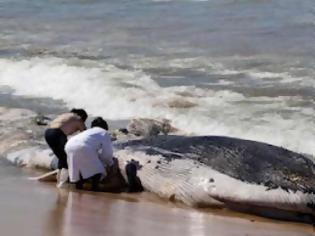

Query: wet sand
[0,162,313,236]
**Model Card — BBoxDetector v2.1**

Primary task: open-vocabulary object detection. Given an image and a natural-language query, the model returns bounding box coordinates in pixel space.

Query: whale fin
[28,169,58,181]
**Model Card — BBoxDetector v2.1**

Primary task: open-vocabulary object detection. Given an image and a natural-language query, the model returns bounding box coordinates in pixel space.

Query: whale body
[5,135,315,223]
[113,135,315,223]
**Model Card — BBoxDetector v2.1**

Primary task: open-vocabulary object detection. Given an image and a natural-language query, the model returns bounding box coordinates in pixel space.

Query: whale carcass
[114,135,315,223]
[5,134,315,223]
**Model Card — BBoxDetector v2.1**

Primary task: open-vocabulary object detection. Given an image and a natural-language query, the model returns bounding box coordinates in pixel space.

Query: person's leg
[75,174,101,191]
[45,129,68,169]
[91,173,102,192]
[54,134,68,169]
[75,173,85,190]
[45,129,68,187]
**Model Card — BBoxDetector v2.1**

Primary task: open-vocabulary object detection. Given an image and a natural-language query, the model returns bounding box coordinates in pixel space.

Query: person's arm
[77,120,86,131]
[72,114,86,132]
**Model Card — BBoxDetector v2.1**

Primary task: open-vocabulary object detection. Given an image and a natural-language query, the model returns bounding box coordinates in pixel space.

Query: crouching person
[65,117,114,191]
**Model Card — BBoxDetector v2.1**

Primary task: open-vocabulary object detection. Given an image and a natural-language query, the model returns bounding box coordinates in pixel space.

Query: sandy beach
[0,161,313,236]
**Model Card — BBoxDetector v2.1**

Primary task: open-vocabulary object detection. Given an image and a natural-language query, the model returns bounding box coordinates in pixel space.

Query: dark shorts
[45,128,68,169]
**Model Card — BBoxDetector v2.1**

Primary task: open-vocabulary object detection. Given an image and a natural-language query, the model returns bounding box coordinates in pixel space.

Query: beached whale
[5,134,315,223]
[114,135,315,223]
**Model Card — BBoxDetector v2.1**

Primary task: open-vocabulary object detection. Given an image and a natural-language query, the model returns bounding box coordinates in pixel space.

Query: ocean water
[0,0,314,155]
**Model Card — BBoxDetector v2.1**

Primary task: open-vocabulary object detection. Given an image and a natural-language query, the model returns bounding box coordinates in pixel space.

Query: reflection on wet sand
[44,189,68,236]
[41,187,314,236]
[0,161,313,236]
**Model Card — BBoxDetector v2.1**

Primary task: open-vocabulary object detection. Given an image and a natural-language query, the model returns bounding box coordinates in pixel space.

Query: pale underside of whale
[6,135,315,223]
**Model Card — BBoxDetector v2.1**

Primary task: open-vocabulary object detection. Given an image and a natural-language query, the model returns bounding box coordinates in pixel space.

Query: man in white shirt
[65,117,113,191]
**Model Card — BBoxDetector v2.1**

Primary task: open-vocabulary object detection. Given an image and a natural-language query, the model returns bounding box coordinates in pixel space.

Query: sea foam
[0,57,314,155]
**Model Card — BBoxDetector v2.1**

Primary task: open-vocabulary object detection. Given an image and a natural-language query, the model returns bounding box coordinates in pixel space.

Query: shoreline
[0,101,314,235]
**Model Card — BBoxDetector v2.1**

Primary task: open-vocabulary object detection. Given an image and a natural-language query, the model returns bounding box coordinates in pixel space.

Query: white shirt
[65,127,113,182]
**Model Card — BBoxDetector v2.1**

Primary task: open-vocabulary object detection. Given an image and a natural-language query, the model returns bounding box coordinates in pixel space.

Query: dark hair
[91,117,108,130]
[70,108,88,122]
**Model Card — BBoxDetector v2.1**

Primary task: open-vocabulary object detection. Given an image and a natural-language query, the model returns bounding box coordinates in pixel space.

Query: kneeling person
[65,117,113,191]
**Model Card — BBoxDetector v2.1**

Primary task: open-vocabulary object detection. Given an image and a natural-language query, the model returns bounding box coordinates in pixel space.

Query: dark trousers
[76,173,102,191]
[45,128,68,169]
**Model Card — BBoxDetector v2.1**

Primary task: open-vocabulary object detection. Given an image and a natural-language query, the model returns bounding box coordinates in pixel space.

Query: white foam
[0,57,314,155]
[117,55,315,87]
